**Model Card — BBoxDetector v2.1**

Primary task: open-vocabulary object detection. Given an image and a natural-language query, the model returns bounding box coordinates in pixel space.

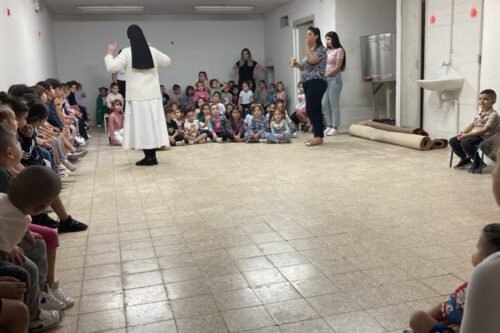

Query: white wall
[480,0,500,95]
[264,0,396,132]
[53,15,265,121]
[0,0,57,91]
[334,0,396,129]
[422,0,483,138]
[397,0,423,128]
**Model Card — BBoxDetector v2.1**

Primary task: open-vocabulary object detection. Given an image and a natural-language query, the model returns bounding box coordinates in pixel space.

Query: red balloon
[470,8,478,18]
[430,15,436,24]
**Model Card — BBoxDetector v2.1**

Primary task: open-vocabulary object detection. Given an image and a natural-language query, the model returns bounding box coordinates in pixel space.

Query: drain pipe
[447,0,454,69]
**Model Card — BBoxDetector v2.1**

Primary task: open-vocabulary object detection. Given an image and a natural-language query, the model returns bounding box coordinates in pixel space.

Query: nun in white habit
[105,24,171,166]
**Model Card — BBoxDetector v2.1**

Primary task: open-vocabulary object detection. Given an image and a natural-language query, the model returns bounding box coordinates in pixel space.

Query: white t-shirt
[296,93,306,110]
[0,193,28,253]
[184,119,200,132]
[239,90,253,104]
[217,103,226,115]
[461,251,500,333]
[116,69,126,81]
[106,93,124,108]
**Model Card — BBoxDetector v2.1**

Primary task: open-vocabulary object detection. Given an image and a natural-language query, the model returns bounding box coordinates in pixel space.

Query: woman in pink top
[321,31,346,136]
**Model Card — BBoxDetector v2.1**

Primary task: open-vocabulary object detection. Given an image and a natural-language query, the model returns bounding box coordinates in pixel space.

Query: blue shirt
[46,100,63,130]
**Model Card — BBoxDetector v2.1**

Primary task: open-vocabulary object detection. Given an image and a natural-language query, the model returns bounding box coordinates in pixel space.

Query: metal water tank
[360,33,396,82]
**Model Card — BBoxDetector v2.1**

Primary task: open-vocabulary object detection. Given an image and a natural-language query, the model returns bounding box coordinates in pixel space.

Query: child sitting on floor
[108,100,124,146]
[267,83,277,105]
[95,87,108,128]
[293,81,310,131]
[265,108,291,144]
[245,104,267,143]
[208,104,230,143]
[197,103,213,142]
[192,82,210,104]
[276,81,287,106]
[183,110,207,144]
[211,92,226,116]
[166,109,184,146]
[227,107,245,143]
[171,84,183,105]
[450,89,499,173]
[221,83,232,105]
[105,83,124,110]
[405,223,500,333]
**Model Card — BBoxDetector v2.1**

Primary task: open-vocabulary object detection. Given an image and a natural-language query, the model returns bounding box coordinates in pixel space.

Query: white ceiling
[41,0,294,15]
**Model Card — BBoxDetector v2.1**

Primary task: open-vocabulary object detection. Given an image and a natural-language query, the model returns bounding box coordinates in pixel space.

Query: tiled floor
[51,130,498,332]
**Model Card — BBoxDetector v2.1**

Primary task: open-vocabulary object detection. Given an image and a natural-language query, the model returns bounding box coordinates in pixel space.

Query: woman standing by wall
[322,31,346,136]
[291,26,328,146]
[105,25,171,166]
[233,48,262,92]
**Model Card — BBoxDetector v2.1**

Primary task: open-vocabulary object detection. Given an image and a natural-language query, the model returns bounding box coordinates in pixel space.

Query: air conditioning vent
[280,16,289,28]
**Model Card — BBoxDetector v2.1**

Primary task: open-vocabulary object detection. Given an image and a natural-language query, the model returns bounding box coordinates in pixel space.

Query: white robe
[104,47,171,149]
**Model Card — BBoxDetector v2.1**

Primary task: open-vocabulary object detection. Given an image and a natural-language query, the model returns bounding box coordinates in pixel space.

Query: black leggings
[304,79,327,138]
[117,80,126,98]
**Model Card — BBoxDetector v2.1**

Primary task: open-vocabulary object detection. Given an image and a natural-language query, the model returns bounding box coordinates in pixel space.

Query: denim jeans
[322,75,343,128]
[449,135,483,161]
[265,131,291,143]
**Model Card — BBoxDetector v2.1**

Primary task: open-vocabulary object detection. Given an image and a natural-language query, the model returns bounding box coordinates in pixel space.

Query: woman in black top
[291,27,328,146]
[233,48,262,92]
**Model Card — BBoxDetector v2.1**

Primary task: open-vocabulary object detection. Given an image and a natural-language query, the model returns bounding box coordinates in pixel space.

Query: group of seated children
[0,92,92,332]
[103,71,311,146]
[0,80,93,331]
[450,89,498,174]
[162,74,311,146]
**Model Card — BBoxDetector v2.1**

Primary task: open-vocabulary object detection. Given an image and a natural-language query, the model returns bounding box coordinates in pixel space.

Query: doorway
[292,18,314,105]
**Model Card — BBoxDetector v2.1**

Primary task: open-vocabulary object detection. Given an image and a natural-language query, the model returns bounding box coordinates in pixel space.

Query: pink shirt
[277,91,287,103]
[108,112,124,141]
[326,48,344,73]
[192,91,210,103]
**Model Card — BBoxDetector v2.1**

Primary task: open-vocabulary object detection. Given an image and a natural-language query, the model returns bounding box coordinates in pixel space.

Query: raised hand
[107,41,118,55]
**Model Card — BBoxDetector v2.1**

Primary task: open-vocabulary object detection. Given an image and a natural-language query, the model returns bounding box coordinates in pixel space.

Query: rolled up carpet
[431,139,448,149]
[361,120,429,137]
[349,124,433,151]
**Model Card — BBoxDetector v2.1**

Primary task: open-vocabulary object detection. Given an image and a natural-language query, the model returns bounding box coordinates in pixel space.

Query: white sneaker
[49,281,74,309]
[175,141,185,146]
[187,140,194,145]
[259,139,268,143]
[57,167,69,178]
[29,309,63,332]
[327,128,338,136]
[206,138,213,143]
[216,138,223,143]
[324,127,332,135]
[40,291,66,310]
[291,132,298,138]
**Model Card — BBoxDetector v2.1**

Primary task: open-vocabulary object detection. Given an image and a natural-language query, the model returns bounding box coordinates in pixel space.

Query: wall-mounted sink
[416,77,464,92]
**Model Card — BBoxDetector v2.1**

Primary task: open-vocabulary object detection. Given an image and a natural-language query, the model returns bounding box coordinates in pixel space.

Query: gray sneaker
[49,281,74,309]
[40,290,65,310]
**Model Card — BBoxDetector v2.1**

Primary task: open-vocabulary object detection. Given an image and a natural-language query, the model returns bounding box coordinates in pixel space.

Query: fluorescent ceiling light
[77,6,145,13]
[194,5,254,13]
